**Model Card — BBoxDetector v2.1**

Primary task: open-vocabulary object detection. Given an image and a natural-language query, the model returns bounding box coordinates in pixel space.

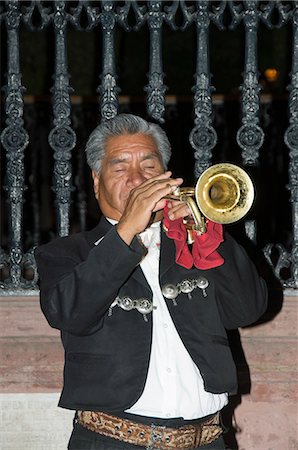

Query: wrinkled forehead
[104,133,161,159]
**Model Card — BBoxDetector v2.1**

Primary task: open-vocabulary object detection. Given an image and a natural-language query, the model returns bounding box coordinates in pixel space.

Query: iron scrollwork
[283,2,298,288]
[48,1,76,238]
[87,1,130,120]
[182,1,226,178]
[0,0,38,294]
[257,1,297,289]
[133,1,178,123]
[22,0,51,30]
[0,0,297,293]
[230,0,264,165]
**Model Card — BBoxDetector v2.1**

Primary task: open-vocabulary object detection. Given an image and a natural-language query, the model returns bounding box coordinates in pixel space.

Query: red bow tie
[163,204,224,270]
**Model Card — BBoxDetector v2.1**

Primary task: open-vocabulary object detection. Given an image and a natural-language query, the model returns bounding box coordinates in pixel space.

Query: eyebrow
[141,153,161,162]
[108,157,129,166]
[108,153,161,166]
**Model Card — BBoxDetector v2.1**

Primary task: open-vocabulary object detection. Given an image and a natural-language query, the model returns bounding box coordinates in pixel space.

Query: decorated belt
[77,410,223,449]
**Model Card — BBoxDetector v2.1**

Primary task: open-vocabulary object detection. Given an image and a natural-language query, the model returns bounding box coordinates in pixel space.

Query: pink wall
[1,293,297,449]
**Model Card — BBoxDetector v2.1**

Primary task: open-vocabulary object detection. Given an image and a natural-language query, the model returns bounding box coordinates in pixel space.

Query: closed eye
[113,164,127,172]
[142,161,158,170]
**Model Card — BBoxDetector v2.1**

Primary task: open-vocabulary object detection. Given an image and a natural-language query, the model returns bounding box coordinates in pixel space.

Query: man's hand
[117,171,183,245]
[166,200,191,222]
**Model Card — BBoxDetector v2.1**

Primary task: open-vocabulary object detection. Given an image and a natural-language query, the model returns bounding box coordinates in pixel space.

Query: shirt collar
[94,218,161,247]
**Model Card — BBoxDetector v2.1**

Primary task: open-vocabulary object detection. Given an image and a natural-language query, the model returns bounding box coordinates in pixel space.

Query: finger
[129,176,183,203]
[127,171,172,199]
[146,179,184,203]
[152,198,167,213]
[168,203,191,220]
[126,182,182,219]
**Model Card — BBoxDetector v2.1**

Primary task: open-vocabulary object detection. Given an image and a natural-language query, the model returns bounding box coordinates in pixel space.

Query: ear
[92,170,100,201]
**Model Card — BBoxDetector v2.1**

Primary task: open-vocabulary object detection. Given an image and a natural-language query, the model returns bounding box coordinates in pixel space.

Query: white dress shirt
[101,219,228,419]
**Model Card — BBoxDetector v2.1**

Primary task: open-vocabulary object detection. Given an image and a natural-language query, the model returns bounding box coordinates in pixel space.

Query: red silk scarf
[163,204,224,269]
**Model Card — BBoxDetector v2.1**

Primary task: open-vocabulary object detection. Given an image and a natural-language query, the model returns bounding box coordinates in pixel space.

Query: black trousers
[68,413,226,450]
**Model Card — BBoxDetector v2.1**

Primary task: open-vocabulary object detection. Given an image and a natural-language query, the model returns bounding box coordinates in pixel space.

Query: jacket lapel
[129,235,153,292]
[130,265,151,291]
[85,217,151,292]
[84,216,112,247]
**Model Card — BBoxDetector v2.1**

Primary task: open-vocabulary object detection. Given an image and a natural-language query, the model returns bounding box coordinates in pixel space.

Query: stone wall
[0,293,297,450]
[223,290,298,450]
[0,393,73,450]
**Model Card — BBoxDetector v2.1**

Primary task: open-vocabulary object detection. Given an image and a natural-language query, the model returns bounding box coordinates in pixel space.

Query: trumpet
[167,163,255,235]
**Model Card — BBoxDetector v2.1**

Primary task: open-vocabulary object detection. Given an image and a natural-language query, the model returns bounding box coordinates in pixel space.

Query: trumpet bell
[195,163,254,224]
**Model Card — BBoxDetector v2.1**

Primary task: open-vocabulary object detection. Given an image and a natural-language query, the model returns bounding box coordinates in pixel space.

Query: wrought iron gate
[0,0,297,295]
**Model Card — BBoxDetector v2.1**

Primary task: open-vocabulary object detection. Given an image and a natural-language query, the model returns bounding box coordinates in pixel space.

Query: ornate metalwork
[230,0,264,165]
[182,1,226,178]
[285,3,298,288]
[263,243,292,286]
[48,1,76,237]
[229,1,263,244]
[87,1,130,120]
[0,0,37,294]
[254,1,297,289]
[22,0,51,30]
[0,0,297,293]
[133,1,178,123]
[282,2,298,288]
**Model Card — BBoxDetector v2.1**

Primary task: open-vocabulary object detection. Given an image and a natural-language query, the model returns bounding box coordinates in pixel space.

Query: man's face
[92,133,165,220]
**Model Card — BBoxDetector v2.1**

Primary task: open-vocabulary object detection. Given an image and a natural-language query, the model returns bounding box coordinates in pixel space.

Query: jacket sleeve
[35,227,145,336]
[212,232,268,330]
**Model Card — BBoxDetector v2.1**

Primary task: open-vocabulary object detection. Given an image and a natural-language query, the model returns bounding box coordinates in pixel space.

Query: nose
[127,168,147,188]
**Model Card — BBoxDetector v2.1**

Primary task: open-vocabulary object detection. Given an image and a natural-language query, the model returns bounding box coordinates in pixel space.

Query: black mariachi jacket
[35,217,267,412]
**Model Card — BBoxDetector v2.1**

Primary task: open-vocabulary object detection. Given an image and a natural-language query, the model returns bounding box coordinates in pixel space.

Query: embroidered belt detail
[108,296,156,321]
[78,411,223,449]
[162,277,209,305]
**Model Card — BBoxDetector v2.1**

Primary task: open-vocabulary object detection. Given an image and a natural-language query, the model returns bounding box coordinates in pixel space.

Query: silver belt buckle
[147,424,166,450]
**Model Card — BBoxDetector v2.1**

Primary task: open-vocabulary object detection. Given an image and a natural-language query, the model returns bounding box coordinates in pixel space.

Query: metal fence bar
[142,1,170,123]
[0,0,38,294]
[186,1,219,178]
[264,1,298,289]
[229,1,263,244]
[87,0,127,120]
[232,0,265,164]
[48,1,76,238]
[285,2,298,288]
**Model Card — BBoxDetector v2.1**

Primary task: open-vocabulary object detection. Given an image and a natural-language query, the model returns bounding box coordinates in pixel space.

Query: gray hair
[85,113,172,174]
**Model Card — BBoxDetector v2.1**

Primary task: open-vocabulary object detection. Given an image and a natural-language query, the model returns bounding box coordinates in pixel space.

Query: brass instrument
[168,163,254,235]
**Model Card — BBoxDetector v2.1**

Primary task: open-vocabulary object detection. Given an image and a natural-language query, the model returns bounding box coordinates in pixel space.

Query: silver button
[180,279,193,294]
[197,277,209,290]
[197,277,209,297]
[136,298,153,314]
[118,297,135,311]
[162,284,179,299]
